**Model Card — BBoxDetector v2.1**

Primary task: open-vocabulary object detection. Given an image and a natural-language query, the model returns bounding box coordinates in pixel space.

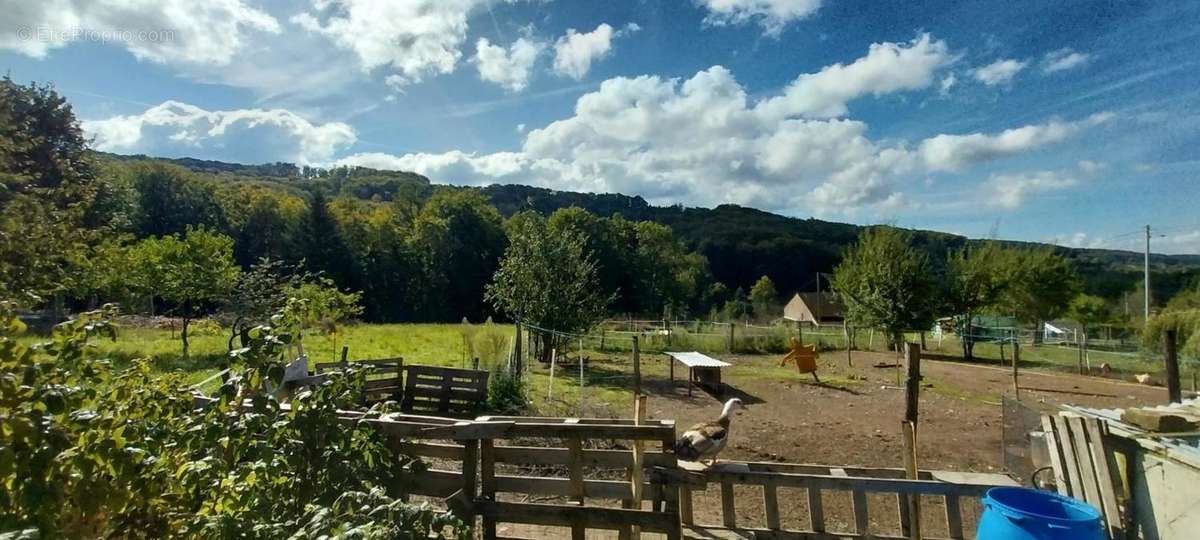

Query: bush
[0,302,466,539]
[487,366,526,414]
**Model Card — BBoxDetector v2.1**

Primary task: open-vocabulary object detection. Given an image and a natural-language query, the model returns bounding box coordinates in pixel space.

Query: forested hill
[100,152,1200,304]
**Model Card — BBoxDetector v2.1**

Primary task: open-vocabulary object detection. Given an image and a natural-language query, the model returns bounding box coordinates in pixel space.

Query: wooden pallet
[402,364,489,414]
[1041,413,1126,539]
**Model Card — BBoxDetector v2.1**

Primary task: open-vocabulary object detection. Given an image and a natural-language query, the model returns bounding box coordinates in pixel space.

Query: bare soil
[496,349,1166,538]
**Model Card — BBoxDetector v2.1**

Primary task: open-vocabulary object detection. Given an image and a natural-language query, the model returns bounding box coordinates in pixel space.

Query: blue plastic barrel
[977,487,1104,540]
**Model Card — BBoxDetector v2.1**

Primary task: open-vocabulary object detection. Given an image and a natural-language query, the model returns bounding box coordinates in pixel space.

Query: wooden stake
[905,343,921,425]
[901,420,921,539]
[1165,329,1181,403]
[632,336,641,396]
[1012,341,1021,401]
[548,348,557,401]
[727,323,735,353]
[630,394,647,537]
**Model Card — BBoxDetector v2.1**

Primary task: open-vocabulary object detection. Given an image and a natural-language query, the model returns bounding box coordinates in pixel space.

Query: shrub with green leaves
[0,302,465,539]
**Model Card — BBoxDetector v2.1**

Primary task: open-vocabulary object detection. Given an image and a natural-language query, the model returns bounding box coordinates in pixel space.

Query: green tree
[1069,294,1111,370]
[945,243,1010,360]
[128,162,226,238]
[0,77,100,305]
[130,227,240,359]
[409,190,506,321]
[486,212,609,364]
[0,303,465,538]
[749,275,778,318]
[1001,248,1080,344]
[830,227,940,349]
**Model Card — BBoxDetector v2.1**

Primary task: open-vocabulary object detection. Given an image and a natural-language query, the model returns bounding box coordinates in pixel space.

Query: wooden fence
[313,359,489,413]
[348,412,1018,540]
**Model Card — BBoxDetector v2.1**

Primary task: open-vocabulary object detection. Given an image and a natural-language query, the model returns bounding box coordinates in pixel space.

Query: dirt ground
[494,349,1167,538]
[637,349,1163,536]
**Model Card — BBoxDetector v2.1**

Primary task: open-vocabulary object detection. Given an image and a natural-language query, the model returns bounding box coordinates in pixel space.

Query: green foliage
[409,190,506,321]
[1166,280,1200,311]
[487,367,527,414]
[486,212,610,334]
[129,227,240,358]
[1069,294,1111,333]
[945,243,1009,359]
[126,162,227,238]
[280,278,364,339]
[749,275,777,316]
[830,227,939,345]
[0,303,466,538]
[1143,309,1200,358]
[1001,248,1081,330]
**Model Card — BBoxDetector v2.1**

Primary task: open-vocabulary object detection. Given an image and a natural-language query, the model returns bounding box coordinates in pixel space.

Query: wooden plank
[462,440,478,500]
[807,488,824,532]
[944,495,963,539]
[504,423,675,440]
[568,434,585,504]
[1040,415,1070,496]
[631,395,647,538]
[481,439,497,540]
[493,475,660,500]
[682,526,908,540]
[721,479,736,528]
[1050,415,1085,498]
[1065,416,1103,511]
[473,500,679,534]
[851,489,869,535]
[680,487,694,525]
[763,483,781,530]
[493,445,674,468]
[1083,418,1123,539]
[901,421,921,540]
[394,441,465,460]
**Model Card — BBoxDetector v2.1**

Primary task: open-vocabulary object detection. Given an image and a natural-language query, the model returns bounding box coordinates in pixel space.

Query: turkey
[674,398,743,466]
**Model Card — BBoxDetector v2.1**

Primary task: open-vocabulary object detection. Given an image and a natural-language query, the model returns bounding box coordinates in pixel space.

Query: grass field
[19,318,1195,414]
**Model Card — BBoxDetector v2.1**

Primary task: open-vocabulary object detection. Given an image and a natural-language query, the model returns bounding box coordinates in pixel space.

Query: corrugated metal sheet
[1066,398,1200,468]
[665,351,731,368]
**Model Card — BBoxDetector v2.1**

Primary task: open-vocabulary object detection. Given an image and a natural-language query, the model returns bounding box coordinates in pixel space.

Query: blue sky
[3,0,1198,253]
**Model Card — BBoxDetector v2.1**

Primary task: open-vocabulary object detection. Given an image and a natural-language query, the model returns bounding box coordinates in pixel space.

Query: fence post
[512,321,523,378]
[1012,341,1021,401]
[903,342,922,540]
[728,323,735,353]
[632,336,641,396]
[1165,329,1181,403]
[340,346,349,364]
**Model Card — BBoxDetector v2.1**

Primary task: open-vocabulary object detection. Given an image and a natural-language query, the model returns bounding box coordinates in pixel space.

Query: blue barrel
[977,487,1104,540]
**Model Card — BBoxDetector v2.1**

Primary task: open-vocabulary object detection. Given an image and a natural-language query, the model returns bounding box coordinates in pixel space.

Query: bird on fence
[674,398,743,466]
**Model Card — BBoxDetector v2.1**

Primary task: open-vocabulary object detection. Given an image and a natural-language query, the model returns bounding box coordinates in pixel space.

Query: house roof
[785,292,845,321]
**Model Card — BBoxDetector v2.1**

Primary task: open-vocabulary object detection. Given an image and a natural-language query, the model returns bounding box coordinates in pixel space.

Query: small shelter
[783,292,845,325]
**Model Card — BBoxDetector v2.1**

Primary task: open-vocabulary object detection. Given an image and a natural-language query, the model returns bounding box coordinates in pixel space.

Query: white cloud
[472,37,545,92]
[697,0,822,36]
[330,38,1111,215]
[1077,159,1106,173]
[1042,48,1091,74]
[0,0,279,65]
[919,112,1113,171]
[83,101,356,165]
[939,74,957,96]
[986,170,1078,209]
[343,64,921,211]
[291,0,484,88]
[1049,232,1108,249]
[972,58,1027,86]
[553,23,638,80]
[756,33,954,119]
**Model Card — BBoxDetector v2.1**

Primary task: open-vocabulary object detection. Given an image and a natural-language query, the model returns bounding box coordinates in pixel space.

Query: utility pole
[1144,225,1151,325]
[815,272,822,324]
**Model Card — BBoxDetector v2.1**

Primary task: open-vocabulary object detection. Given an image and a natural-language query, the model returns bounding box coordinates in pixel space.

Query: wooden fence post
[728,323,735,353]
[632,336,641,396]
[630,395,647,537]
[340,346,349,363]
[512,321,522,378]
[1012,341,1021,401]
[903,342,922,540]
[1165,329,1181,403]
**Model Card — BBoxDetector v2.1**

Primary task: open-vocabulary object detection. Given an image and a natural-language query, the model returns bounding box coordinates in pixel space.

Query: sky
[3,0,1198,254]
